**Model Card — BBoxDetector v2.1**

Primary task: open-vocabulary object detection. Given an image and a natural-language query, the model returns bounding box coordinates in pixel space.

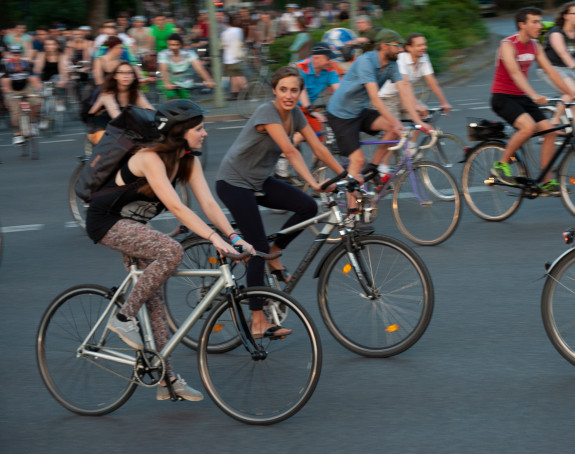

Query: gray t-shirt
[216,101,307,191]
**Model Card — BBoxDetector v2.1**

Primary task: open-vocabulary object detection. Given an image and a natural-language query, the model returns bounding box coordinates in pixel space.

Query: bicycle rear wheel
[317,234,434,357]
[461,142,526,221]
[164,236,242,352]
[393,161,461,246]
[558,149,575,215]
[36,285,137,415]
[237,81,272,119]
[541,250,575,365]
[198,287,322,425]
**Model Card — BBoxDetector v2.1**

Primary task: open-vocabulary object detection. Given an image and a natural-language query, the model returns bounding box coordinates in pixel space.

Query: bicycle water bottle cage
[563,228,575,245]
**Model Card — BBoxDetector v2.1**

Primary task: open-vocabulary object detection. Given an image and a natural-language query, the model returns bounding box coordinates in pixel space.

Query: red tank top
[491,34,537,95]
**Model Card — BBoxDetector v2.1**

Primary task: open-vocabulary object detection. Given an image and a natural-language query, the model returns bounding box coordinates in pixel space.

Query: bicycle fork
[343,235,378,300]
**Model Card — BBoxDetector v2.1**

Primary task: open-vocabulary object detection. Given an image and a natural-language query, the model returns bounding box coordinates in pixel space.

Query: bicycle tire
[426,132,466,169]
[393,161,461,246]
[198,287,322,425]
[237,81,272,119]
[558,148,575,216]
[36,284,138,415]
[164,236,242,352]
[317,234,434,357]
[461,141,526,221]
[541,250,575,365]
[68,159,88,230]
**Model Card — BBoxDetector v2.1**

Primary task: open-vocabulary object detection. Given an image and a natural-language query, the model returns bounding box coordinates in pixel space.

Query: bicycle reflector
[385,324,399,333]
[562,229,575,244]
[342,263,352,274]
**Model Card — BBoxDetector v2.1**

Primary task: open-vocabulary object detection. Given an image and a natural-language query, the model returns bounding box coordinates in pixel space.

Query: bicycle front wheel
[542,251,575,365]
[36,285,137,415]
[393,161,461,246]
[198,287,322,425]
[317,234,434,357]
[461,142,525,221]
[558,149,575,216]
[429,133,466,169]
[237,81,272,119]
[164,236,241,352]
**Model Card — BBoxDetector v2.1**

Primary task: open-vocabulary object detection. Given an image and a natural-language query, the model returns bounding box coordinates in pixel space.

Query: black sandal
[253,325,292,340]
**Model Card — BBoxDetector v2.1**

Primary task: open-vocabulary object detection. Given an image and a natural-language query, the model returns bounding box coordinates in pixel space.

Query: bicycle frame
[78,263,238,371]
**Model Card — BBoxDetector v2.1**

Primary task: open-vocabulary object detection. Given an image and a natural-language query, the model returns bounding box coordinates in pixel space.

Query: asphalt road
[3,17,575,454]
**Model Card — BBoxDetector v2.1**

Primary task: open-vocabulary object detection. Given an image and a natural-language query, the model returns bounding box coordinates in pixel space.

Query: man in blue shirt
[327,28,430,184]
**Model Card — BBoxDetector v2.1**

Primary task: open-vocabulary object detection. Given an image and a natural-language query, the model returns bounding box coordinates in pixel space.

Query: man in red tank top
[490,6,575,193]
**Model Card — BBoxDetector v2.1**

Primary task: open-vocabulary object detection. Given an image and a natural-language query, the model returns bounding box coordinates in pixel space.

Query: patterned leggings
[100,219,183,376]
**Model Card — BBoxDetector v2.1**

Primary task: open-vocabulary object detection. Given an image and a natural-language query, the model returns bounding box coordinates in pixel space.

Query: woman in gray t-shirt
[216,66,344,339]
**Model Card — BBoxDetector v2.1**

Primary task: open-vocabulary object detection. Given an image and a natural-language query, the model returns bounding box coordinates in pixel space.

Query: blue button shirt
[327,50,402,119]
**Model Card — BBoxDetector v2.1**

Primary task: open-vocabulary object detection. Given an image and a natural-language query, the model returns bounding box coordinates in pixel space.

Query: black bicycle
[165,172,434,358]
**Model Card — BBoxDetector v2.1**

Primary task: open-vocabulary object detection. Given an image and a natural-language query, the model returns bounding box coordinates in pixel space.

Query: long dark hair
[138,115,204,197]
[556,1,575,28]
[102,60,139,105]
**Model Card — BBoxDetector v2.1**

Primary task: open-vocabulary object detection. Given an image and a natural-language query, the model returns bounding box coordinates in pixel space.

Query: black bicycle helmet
[155,99,206,133]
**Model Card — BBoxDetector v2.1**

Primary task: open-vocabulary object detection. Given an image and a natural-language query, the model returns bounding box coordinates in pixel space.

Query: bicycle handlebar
[220,250,282,261]
[388,127,439,152]
[320,170,348,190]
[546,97,575,108]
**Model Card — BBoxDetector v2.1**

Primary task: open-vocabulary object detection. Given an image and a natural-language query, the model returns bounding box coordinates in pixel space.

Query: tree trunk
[88,0,108,34]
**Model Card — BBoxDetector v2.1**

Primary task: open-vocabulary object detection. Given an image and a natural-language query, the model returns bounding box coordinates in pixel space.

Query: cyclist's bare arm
[159,61,174,89]
[423,73,451,114]
[190,59,215,87]
[298,123,345,175]
[395,79,431,130]
[136,91,154,110]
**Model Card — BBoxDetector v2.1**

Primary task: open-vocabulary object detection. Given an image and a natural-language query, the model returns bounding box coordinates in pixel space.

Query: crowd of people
[6,3,574,402]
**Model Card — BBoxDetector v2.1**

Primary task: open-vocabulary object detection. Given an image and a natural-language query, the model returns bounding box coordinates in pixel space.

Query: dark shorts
[326,108,381,157]
[224,62,244,77]
[491,93,546,126]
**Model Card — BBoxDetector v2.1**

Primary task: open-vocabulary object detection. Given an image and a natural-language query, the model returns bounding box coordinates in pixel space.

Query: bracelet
[208,231,216,242]
[231,235,243,246]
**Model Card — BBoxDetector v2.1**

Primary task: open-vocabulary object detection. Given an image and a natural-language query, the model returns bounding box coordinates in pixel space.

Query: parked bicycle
[36,249,321,425]
[166,171,434,358]
[541,227,575,366]
[461,99,575,222]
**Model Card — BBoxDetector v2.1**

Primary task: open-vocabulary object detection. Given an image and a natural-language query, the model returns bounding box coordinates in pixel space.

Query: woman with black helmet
[85,99,254,402]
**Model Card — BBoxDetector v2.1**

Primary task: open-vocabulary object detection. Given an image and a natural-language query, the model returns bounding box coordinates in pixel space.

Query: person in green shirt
[148,14,176,53]
[350,15,380,54]
[289,17,311,63]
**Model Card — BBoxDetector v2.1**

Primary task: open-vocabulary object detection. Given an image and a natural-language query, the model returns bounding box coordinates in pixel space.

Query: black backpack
[75,105,161,202]
[80,85,101,123]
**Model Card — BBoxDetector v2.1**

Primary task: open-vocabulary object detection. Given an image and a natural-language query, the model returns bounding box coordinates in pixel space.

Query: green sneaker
[491,161,516,185]
[539,179,561,197]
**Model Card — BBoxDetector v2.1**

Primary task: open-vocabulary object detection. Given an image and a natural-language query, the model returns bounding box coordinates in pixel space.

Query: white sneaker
[157,374,204,401]
[30,123,39,137]
[39,120,49,130]
[12,135,24,145]
[107,314,143,349]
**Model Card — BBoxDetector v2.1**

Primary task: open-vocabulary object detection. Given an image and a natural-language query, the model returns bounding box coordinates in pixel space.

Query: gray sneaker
[157,375,204,401]
[107,315,143,349]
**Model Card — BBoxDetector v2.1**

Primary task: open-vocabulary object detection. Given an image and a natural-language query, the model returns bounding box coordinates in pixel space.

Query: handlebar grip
[320,170,348,190]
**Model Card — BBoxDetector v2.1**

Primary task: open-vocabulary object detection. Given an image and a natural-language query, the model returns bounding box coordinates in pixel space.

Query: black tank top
[85,160,165,243]
[544,26,575,67]
[42,60,59,82]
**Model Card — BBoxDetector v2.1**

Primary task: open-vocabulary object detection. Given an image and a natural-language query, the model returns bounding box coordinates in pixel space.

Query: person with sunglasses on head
[326,28,431,210]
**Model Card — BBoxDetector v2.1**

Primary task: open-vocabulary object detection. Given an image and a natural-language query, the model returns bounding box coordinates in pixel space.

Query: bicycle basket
[467,118,507,141]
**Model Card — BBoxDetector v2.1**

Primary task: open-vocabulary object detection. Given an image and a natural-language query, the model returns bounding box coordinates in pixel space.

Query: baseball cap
[312,42,337,59]
[374,28,405,46]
